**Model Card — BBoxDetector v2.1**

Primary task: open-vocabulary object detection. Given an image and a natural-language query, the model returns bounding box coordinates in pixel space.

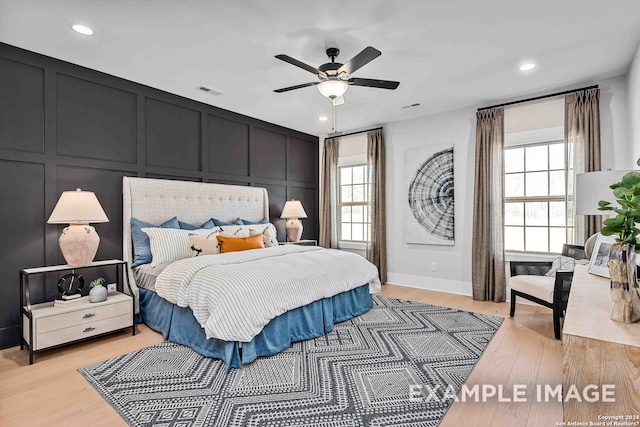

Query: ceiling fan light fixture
[317,80,349,99]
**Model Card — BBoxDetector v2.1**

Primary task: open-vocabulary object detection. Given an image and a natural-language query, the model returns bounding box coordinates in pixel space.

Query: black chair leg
[553,309,561,340]
[510,290,516,317]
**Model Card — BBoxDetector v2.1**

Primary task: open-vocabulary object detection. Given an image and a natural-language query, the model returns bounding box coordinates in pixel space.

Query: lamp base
[59,224,100,266]
[585,232,600,260]
[285,219,303,242]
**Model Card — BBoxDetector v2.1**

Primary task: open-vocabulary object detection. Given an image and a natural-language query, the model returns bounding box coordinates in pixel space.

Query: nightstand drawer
[36,314,132,350]
[36,300,131,333]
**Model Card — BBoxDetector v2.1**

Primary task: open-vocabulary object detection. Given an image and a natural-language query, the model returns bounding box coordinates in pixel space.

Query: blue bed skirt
[138,285,373,370]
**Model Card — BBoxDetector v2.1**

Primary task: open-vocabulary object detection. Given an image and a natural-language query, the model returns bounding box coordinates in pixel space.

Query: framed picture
[588,234,617,278]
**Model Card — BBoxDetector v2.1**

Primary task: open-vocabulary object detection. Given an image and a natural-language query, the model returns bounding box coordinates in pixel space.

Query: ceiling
[1,0,640,137]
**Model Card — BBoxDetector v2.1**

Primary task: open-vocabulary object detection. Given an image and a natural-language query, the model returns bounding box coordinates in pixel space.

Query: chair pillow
[217,234,265,253]
[131,217,180,267]
[545,255,589,277]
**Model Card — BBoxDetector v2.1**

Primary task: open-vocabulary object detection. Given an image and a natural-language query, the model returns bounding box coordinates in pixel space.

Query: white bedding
[154,245,381,342]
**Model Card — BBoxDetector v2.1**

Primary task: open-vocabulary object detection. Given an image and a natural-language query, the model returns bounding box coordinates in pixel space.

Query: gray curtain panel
[472,108,506,302]
[319,137,340,248]
[565,88,602,244]
[367,129,387,284]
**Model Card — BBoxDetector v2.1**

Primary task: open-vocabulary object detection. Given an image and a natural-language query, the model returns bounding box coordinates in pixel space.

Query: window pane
[353,184,365,202]
[505,226,524,251]
[505,202,524,226]
[352,205,364,222]
[352,166,364,184]
[549,170,565,196]
[525,171,548,196]
[526,145,548,171]
[525,227,549,252]
[549,143,565,169]
[549,228,566,253]
[341,223,351,241]
[341,206,351,223]
[505,148,524,173]
[526,202,548,226]
[341,186,352,203]
[505,173,524,197]
[341,167,352,185]
[352,223,364,241]
[567,201,574,227]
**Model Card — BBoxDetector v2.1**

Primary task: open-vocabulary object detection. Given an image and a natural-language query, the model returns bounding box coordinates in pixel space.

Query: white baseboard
[386,272,537,305]
[386,272,472,297]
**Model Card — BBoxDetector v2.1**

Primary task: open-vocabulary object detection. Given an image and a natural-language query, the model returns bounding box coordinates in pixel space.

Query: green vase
[609,242,640,323]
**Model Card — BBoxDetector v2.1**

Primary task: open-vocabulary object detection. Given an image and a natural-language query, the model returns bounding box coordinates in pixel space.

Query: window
[504,141,574,253]
[339,164,371,242]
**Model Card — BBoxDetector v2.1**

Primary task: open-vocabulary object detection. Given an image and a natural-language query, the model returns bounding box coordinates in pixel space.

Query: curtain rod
[477,84,599,112]
[326,127,383,139]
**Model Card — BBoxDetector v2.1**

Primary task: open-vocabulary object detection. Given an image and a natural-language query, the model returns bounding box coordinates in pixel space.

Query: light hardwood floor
[0,285,563,427]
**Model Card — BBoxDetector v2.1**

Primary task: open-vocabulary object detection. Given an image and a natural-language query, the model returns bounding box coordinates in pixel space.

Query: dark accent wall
[0,43,319,349]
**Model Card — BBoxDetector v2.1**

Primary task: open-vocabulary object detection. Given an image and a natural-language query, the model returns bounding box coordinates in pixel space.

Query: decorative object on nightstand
[89,277,108,303]
[56,272,84,300]
[281,199,307,242]
[47,188,109,267]
[597,170,640,323]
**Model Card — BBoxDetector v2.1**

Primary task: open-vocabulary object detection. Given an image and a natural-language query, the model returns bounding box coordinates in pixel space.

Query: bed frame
[122,177,269,307]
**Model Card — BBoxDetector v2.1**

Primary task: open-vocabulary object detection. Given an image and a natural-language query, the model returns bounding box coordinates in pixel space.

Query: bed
[122,177,380,369]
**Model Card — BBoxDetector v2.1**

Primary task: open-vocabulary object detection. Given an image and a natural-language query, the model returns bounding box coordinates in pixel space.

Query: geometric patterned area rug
[79,296,503,427]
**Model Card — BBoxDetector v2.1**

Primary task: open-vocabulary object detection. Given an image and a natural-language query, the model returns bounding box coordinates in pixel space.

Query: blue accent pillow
[212,217,244,226]
[131,217,179,267]
[179,219,218,230]
[240,217,269,225]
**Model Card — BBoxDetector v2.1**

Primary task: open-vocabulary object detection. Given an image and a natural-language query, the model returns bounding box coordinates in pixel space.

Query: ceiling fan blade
[332,95,345,106]
[275,54,327,77]
[337,46,381,76]
[273,82,320,93]
[349,77,400,90]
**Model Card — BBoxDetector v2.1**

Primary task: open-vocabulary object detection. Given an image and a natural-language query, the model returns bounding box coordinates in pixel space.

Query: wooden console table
[562,265,640,421]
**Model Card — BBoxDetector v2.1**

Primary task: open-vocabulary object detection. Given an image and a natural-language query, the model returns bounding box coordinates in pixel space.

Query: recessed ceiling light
[519,63,536,71]
[318,116,329,121]
[72,24,94,36]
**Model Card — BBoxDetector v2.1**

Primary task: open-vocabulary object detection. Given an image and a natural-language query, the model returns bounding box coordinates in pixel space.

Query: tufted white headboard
[122,177,269,308]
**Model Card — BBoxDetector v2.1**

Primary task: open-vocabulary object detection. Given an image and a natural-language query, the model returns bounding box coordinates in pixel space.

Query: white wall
[384,107,476,295]
[627,40,640,165]
[383,75,632,296]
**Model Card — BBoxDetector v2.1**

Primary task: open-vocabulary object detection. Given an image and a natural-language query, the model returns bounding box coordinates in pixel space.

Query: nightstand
[20,259,135,364]
[279,240,318,246]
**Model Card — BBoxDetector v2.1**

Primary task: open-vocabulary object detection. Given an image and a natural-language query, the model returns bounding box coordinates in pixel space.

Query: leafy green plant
[90,277,105,288]
[598,171,640,250]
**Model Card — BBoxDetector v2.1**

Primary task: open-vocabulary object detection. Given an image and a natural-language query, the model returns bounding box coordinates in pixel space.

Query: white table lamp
[47,188,109,266]
[575,170,634,258]
[280,199,307,242]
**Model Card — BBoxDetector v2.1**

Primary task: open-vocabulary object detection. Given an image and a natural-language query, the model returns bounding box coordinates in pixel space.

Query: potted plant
[598,170,640,323]
[89,277,108,303]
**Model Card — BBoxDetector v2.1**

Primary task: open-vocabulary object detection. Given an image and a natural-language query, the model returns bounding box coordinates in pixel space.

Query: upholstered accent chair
[509,244,587,339]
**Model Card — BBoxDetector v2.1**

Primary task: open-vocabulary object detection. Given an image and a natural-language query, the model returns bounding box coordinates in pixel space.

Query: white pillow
[545,255,589,277]
[142,228,226,267]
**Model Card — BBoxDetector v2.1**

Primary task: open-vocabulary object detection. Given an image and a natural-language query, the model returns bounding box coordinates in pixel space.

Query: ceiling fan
[273,46,400,104]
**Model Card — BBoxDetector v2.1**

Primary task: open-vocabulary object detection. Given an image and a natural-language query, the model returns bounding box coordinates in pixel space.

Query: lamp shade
[280,200,307,219]
[47,188,109,224]
[575,171,635,215]
[317,80,349,99]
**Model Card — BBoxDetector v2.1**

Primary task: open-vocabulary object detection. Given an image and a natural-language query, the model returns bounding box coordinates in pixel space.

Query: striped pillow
[142,227,226,267]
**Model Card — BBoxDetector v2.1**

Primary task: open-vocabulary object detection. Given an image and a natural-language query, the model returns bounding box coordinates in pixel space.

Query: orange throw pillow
[217,234,265,253]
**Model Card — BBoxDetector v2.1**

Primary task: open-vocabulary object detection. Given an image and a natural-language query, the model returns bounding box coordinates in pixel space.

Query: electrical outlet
[431,262,437,272]
[107,283,117,293]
